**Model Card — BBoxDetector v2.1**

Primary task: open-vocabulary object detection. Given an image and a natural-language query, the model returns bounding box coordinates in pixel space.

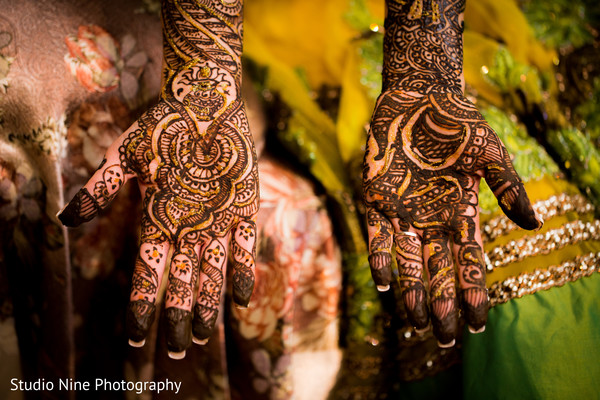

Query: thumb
[483,135,542,231]
[59,150,131,227]
[58,121,142,227]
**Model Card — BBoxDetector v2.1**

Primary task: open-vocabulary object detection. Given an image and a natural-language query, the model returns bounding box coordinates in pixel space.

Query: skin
[363,0,542,345]
[58,0,258,358]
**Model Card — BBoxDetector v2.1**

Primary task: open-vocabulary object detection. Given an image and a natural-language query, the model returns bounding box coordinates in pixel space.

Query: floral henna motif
[166,242,197,308]
[364,0,540,345]
[58,0,258,357]
[131,243,164,298]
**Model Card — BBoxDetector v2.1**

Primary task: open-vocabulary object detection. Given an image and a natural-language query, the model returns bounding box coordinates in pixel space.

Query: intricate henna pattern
[382,0,465,94]
[364,0,540,345]
[230,220,256,306]
[58,0,257,356]
[131,243,164,298]
[192,239,225,340]
[395,232,428,329]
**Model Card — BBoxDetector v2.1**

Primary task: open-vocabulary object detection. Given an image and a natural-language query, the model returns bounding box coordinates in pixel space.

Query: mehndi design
[363,0,541,346]
[59,0,258,358]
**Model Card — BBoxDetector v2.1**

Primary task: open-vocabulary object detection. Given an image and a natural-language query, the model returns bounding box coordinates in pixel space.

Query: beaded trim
[488,252,600,307]
[482,193,595,244]
[486,220,600,271]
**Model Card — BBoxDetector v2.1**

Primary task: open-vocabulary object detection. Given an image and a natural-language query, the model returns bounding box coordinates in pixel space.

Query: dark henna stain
[232,265,254,306]
[58,188,100,227]
[165,307,192,352]
[403,288,429,329]
[498,183,540,230]
[126,300,157,342]
[432,305,458,345]
[368,252,393,286]
[192,303,218,340]
[460,287,489,330]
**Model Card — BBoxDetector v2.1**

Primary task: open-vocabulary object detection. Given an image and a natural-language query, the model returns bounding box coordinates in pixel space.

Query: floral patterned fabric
[228,156,341,400]
[1,1,162,397]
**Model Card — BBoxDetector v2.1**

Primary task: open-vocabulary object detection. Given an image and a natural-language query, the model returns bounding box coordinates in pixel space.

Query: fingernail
[128,338,145,348]
[192,336,209,345]
[469,325,486,334]
[437,339,456,348]
[414,326,429,335]
[535,214,544,231]
[168,350,186,360]
[235,304,249,310]
[377,285,390,292]
[56,203,68,219]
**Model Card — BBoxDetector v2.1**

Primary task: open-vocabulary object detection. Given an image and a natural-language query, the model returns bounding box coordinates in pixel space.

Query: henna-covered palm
[363,0,541,346]
[58,0,258,358]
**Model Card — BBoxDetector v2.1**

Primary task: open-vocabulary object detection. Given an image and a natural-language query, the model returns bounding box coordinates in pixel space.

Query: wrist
[161,0,243,86]
[159,0,244,125]
[382,0,465,93]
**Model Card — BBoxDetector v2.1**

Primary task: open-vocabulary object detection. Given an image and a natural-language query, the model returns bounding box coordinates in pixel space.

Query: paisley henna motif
[364,0,540,345]
[59,0,257,357]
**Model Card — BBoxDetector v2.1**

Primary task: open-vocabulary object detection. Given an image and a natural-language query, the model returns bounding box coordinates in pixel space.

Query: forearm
[382,0,465,93]
[161,0,243,97]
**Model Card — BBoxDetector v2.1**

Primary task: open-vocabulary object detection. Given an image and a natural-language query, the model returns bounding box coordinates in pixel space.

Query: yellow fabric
[244,22,345,188]
[244,9,371,250]
[245,0,357,88]
[464,0,557,73]
[245,0,385,164]
[336,45,374,162]
[463,31,504,106]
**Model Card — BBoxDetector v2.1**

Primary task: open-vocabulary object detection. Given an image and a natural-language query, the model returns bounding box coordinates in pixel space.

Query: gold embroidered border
[488,252,600,307]
[486,220,600,271]
[482,194,595,243]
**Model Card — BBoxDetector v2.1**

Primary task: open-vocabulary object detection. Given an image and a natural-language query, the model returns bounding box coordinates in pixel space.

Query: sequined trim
[486,220,600,271]
[488,252,600,307]
[482,194,595,243]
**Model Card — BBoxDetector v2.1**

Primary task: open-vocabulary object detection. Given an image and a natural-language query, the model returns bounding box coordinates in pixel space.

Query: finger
[126,234,170,347]
[423,228,458,347]
[230,219,257,308]
[395,230,429,330]
[452,215,488,333]
[366,206,394,291]
[164,237,199,358]
[192,237,228,344]
[58,131,134,226]
[480,126,542,231]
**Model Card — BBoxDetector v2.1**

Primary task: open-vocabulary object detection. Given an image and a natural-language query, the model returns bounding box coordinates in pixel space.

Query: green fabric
[463,274,600,400]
